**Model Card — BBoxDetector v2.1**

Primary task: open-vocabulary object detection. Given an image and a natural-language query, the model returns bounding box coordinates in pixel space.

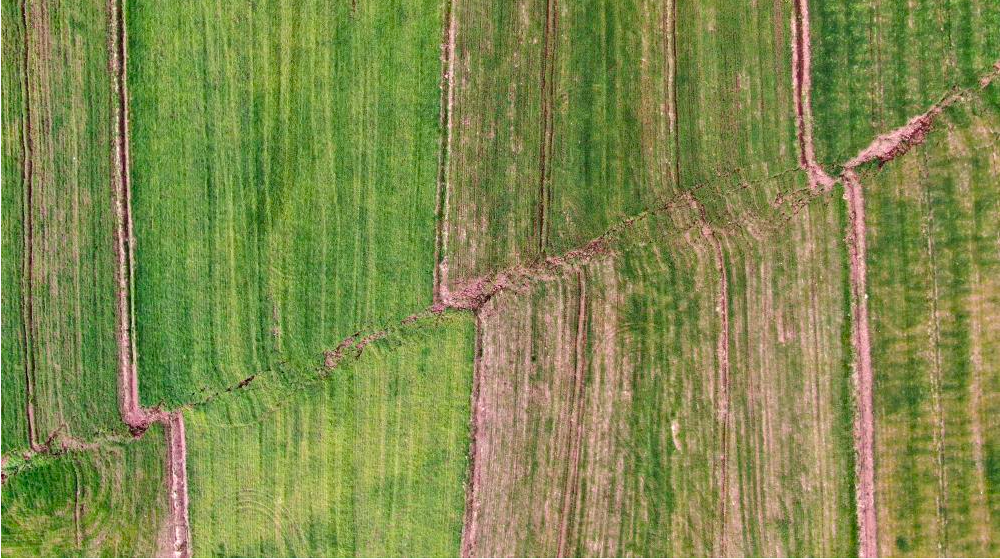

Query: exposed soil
[840,170,877,558]
[460,313,485,558]
[790,0,836,192]
[536,0,559,253]
[556,269,588,557]
[689,195,732,556]
[433,0,457,305]
[845,61,999,170]
[19,0,41,453]
[160,412,192,558]
[106,1,193,555]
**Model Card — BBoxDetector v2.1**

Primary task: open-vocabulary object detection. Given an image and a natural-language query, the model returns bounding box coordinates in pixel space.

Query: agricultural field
[127,0,445,407]
[2,0,129,455]
[184,315,472,557]
[2,0,998,557]
[2,424,170,557]
[862,96,1000,557]
[465,188,855,557]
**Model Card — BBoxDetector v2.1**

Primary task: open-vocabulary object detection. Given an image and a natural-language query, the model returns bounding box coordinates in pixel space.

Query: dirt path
[686,194,732,555]
[19,0,40,452]
[841,169,877,558]
[790,0,835,192]
[555,269,589,557]
[433,0,457,305]
[107,0,192,555]
[536,0,559,253]
[161,413,192,558]
[459,313,485,557]
[922,178,950,553]
[108,0,149,433]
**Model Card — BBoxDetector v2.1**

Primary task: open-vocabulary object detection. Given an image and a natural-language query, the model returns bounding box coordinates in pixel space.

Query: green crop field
[2,425,169,557]
[127,0,445,407]
[465,189,855,556]
[2,0,998,557]
[184,314,472,557]
[2,0,126,453]
[864,95,999,557]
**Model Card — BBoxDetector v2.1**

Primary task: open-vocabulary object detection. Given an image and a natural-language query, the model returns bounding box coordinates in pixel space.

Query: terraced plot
[127,0,445,407]
[862,94,999,557]
[184,315,473,557]
[464,192,855,556]
[1,425,169,557]
[1,0,126,452]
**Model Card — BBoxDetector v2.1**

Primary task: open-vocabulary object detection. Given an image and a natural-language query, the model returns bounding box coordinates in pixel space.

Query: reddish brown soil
[845,62,999,170]
[790,0,835,192]
[841,170,877,558]
[160,412,192,558]
[460,313,486,557]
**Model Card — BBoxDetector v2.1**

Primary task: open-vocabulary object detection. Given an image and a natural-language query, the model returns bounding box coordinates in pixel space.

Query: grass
[467,188,855,556]
[127,0,445,407]
[184,313,473,557]
[810,0,1000,167]
[1,425,169,557]
[865,94,999,556]
[675,0,799,223]
[2,0,28,453]
[1,0,126,449]
[443,0,801,287]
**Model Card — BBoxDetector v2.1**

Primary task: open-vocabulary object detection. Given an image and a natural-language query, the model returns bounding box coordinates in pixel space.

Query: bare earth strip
[433,0,457,305]
[790,0,835,192]
[460,313,486,557]
[108,0,192,554]
[107,0,146,433]
[689,195,732,556]
[161,412,192,558]
[556,269,588,557]
[18,0,39,451]
[841,169,877,558]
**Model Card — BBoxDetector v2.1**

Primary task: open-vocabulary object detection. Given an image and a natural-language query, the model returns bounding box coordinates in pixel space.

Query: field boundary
[107,0,192,555]
[18,0,40,453]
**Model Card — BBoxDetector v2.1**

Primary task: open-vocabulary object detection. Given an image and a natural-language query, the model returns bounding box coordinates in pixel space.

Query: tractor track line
[108,0,147,433]
[920,159,950,554]
[19,0,40,452]
[841,169,877,558]
[433,0,457,304]
[556,268,589,558]
[460,312,485,557]
[162,412,192,558]
[536,0,558,254]
[790,0,835,192]
[689,195,732,557]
